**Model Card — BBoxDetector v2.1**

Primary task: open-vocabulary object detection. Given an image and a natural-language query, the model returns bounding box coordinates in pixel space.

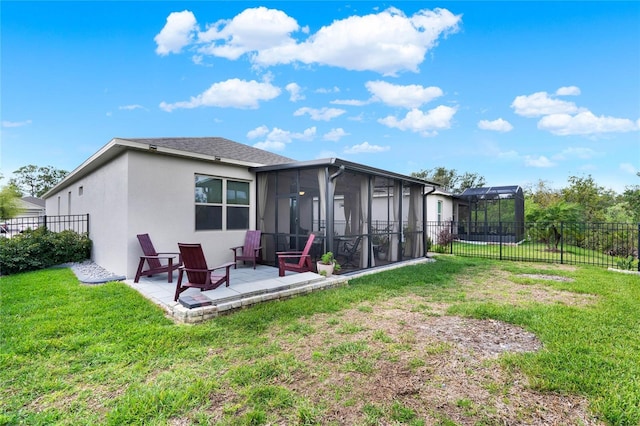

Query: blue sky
[2,1,639,193]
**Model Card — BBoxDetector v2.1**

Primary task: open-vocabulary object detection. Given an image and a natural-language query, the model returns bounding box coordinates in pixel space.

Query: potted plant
[371,233,389,260]
[316,252,341,277]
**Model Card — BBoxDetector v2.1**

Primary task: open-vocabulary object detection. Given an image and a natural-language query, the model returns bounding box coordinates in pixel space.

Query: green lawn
[440,240,639,270]
[1,258,639,425]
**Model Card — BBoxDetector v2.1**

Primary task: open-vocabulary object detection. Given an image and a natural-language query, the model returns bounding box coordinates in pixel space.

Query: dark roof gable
[122,137,295,166]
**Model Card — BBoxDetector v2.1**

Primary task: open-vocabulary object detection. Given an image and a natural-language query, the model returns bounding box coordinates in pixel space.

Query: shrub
[616,255,635,271]
[431,229,454,254]
[0,228,91,275]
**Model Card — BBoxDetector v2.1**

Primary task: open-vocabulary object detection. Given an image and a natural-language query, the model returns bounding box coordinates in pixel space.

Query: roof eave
[251,157,439,187]
[42,138,268,199]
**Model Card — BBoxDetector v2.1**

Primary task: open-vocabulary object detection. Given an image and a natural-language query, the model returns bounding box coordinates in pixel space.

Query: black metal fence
[0,215,89,238]
[425,221,640,271]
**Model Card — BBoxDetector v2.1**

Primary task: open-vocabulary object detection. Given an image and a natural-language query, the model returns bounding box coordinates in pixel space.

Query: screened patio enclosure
[253,159,436,273]
[456,185,525,243]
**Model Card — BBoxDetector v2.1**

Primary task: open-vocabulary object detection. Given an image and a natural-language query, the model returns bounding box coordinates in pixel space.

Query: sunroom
[252,159,436,274]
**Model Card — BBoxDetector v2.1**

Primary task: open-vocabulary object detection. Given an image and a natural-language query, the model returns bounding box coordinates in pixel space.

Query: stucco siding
[45,153,129,275]
[425,194,454,223]
[125,152,256,278]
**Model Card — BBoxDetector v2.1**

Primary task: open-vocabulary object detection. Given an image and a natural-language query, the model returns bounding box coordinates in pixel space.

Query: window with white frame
[437,200,443,224]
[195,174,250,230]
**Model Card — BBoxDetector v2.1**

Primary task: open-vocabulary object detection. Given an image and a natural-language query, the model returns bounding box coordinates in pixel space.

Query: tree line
[413,167,640,224]
[0,165,68,220]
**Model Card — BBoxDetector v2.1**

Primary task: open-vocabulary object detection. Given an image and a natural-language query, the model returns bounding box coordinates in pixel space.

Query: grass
[437,240,640,270]
[1,258,640,424]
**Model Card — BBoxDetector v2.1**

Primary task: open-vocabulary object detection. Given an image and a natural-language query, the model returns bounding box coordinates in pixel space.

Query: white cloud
[285,82,304,101]
[118,104,144,111]
[323,128,349,141]
[1,119,32,128]
[480,141,519,160]
[253,140,287,151]
[537,111,639,135]
[344,142,390,154]
[620,163,638,175]
[348,113,365,122]
[315,86,340,94]
[251,126,316,151]
[161,7,461,75]
[256,7,461,75]
[552,147,597,160]
[293,107,346,121]
[511,91,582,117]
[365,80,443,108]
[525,155,555,168]
[159,78,281,111]
[316,150,338,159]
[556,86,581,96]
[197,7,300,60]
[155,10,198,55]
[477,118,513,132]
[247,125,270,139]
[299,127,317,140]
[513,87,639,136]
[331,99,370,106]
[378,105,457,136]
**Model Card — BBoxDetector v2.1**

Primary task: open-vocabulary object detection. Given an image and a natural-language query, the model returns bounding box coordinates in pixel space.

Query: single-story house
[19,196,46,217]
[43,137,442,278]
[1,197,46,235]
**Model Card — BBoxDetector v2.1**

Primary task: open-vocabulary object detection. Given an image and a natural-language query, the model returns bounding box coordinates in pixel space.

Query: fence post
[499,222,503,260]
[450,220,454,254]
[42,215,48,231]
[637,223,640,272]
[560,222,564,265]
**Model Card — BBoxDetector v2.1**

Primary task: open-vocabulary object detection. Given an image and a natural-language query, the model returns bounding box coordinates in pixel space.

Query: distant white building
[18,196,46,217]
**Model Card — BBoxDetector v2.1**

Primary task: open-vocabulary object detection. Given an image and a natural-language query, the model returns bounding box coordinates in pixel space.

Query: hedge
[0,228,91,275]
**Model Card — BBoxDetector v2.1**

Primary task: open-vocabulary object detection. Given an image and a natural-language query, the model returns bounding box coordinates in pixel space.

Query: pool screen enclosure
[456,185,525,243]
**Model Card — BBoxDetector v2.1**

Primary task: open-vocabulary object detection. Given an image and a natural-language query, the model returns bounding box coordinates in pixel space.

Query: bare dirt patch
[456,268,597,308]
[518,273,575,282]
[259,266,603,425]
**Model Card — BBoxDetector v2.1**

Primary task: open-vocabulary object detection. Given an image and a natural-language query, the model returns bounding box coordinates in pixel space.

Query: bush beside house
[0,228,91,275]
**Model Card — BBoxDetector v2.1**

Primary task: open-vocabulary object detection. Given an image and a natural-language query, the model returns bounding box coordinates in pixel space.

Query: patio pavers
[124,264,348,323]
[124,258,434,323]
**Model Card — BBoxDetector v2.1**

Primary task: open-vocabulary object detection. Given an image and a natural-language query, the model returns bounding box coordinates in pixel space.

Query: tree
[526,200,583,251]
[411,167,485,193]
[457,172,486,193]
[561,175,617,223]
[0,183,24,220]
[523,179,561,208]
[621,172,640,223]
[9,165,68,197]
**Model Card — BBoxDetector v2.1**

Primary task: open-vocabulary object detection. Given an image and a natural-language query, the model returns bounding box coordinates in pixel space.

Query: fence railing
[425,221,640,271]
[0,215,89,238]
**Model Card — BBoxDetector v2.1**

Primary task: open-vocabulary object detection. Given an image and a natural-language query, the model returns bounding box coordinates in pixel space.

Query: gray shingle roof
[121,137,296,166]
[21,196,46,207]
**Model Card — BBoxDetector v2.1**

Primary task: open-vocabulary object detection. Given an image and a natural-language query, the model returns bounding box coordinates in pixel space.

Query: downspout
[326,165,345,253]
[423,185,436,257]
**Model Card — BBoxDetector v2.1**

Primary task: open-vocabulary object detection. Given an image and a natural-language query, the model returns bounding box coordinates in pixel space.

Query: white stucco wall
[125,151,255,278]
[46,149,257,278]
[425,193,454,223]
[46,153,129,274]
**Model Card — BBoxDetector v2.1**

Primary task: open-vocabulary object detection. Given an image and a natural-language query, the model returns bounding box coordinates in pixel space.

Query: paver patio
[124,258,433,323]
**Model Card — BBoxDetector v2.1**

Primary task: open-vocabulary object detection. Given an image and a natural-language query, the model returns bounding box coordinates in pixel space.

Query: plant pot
[316,261,334,277]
